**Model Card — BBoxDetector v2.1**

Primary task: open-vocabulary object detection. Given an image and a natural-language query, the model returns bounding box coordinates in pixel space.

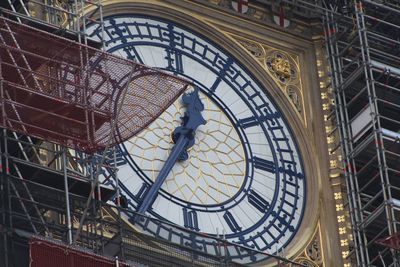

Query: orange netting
[0,17,190,152]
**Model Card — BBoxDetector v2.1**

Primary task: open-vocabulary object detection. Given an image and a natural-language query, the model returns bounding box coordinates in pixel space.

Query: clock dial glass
[125,92,247,206]
[87,15,306,263]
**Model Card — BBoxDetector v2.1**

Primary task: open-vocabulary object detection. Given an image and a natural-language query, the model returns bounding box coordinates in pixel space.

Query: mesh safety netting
[29,237,132,267]
[0,17,190,152]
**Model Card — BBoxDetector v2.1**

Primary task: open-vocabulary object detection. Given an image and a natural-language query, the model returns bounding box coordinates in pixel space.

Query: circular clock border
[98,0,320,263]
[102,14,304,232]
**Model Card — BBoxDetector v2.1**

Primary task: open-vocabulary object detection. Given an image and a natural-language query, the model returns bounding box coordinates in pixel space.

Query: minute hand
[137,87,206,214]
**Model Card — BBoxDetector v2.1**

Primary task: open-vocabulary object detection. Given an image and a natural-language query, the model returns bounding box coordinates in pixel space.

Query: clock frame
[86,0,334,265]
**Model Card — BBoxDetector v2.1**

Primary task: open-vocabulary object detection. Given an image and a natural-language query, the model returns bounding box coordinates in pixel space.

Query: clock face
[87,14,306,263]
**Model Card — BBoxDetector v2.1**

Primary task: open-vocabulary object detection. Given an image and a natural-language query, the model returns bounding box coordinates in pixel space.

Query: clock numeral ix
[183,208,199,231]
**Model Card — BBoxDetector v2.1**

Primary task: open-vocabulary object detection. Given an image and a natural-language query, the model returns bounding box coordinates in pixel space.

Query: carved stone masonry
[265,51,303,115]
[265,51,297,84]
[235,36,305,119]
[291,223,324,267]
[237,39,265,58]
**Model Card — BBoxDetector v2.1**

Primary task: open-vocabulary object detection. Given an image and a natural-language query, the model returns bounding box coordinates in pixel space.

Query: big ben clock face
[87,14,306,263]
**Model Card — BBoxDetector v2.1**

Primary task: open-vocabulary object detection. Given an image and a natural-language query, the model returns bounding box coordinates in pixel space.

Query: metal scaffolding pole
[3,0,400,266]
[323,0,400,265]
[62,147,72,245]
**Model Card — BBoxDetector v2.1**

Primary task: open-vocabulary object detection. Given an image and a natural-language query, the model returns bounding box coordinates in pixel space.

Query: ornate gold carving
[265,51,297,84]
[271,55,291,79]
[292,223,324,267]
[286,85,302,113]
[293,257,319,267]
[306,234,323,264]
[315,40,351,266]
[28,0,69,26]
[231,35,305,120]
[265,50,303,115]
[237,39,265,58]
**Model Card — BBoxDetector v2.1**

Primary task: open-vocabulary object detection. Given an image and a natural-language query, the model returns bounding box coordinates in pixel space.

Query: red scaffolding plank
[376,232,400,250]
[0,17,190,152]
[29,237,133,267]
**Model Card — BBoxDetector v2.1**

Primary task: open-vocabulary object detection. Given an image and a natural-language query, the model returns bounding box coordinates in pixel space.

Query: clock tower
[0,0,356,266]
[88,0,343,266]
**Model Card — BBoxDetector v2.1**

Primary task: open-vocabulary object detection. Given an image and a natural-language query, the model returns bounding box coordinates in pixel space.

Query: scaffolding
[322,1,400,266]
[4,0,400,266]
[0,1,307,267]
[252,1,400,266]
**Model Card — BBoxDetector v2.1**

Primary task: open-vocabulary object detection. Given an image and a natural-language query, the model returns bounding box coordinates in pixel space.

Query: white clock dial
[87,15,306,264]
[123,92,246,205]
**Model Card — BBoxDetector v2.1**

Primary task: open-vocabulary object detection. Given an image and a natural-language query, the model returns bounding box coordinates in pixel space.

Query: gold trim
[314,38,350,266]
[226,34,306,125]
[88,1,323,265]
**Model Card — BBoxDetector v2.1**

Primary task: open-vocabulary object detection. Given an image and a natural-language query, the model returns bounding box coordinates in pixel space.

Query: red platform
[30,237,131,267]
[376,232,400,250]
[0,17,190,152]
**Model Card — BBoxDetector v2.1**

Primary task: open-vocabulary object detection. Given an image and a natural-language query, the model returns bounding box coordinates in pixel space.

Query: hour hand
[136,87,206,214]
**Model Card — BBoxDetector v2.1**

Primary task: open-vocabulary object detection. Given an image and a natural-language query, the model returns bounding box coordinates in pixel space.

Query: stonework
[98,0,346,265]
[233,36,305,121]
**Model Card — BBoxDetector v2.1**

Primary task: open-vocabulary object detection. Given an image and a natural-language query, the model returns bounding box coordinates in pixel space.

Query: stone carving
[237,39,265,58]
[266,51,298,84]
[272,55,291,78]
[293,257,320,267]
[232,36,304,118]
[287,85,302,113]
[306,235,323,264]
[291,224,323,267]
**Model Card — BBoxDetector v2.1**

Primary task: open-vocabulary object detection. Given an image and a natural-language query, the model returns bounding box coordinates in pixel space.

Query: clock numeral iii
[183,208,199,231]
[253,156,276,173]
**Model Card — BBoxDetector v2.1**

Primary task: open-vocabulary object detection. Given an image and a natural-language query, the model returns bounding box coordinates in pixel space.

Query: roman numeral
[135,183,150,203]
[209,58,234,93]
[165,49,183,74]
[248,189,270,213]
[183,208,199,231]
[253,156,276,173]
[105,148,128,167]
[238,110,280,129]
[223,211,242,232]
[238,116,259,129]
[174,51,183,73]
[123,45,144,64]
[163,23,184,74]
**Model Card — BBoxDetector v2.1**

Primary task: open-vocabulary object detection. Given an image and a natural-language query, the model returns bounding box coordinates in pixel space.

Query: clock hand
[137,87,206,214]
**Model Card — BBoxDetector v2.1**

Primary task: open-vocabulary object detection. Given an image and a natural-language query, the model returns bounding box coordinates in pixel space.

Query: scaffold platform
[0,16,190,152]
